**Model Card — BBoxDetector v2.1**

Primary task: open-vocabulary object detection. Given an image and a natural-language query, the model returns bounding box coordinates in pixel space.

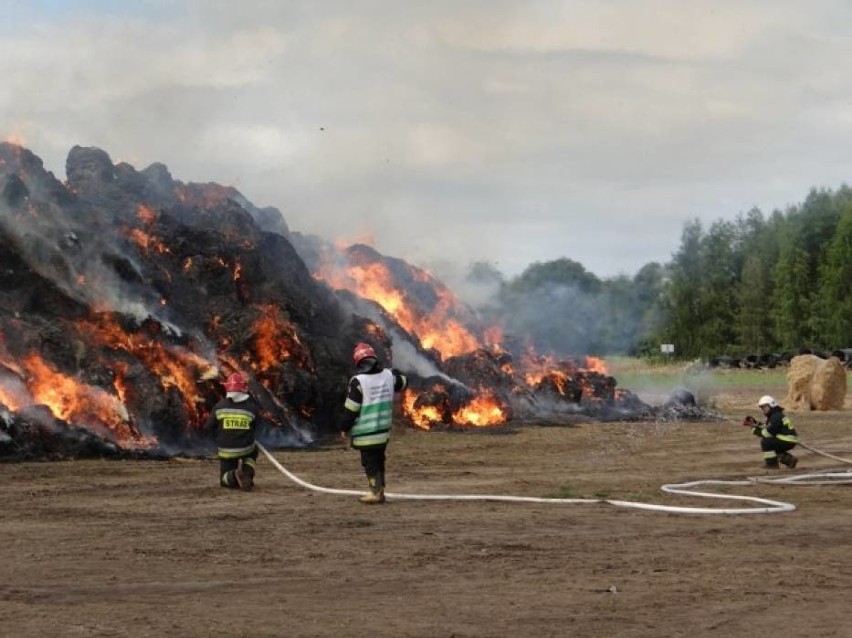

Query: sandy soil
[1,379,851,638]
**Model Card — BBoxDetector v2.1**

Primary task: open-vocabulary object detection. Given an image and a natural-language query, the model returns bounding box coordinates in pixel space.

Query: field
[1,366,851,638]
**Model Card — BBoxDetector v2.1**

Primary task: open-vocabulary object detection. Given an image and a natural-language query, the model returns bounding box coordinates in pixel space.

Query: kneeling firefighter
[205,373,263,491]
[340,342,407,504]
[742,395,799,469]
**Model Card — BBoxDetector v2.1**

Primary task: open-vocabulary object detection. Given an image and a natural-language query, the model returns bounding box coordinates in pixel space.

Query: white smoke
[0,203,166,327]
[388,329,468,388]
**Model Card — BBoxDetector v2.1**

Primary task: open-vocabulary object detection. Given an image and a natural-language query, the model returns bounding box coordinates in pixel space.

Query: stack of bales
[784,354,847,410]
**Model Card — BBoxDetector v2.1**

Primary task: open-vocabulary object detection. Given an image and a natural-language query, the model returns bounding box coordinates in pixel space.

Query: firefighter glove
[742,415,758,427]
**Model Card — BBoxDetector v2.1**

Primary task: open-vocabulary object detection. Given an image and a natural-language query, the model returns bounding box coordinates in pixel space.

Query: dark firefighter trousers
[219,447,259,488]
[359,443,387,488]
[760,437,796,460]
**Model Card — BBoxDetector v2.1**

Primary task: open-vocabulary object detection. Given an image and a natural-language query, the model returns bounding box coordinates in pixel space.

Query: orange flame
[173,183,234,208]
[402,388,444,430]
[310,243,615,428]
[248,304,315,374]
[18,352,154,448]
[401,385,510,429]
[584,355,608,375]
[75,315,216,426]
[524,369,569,395]
[451,392,509,426]
[317,258,480,359]
[126,227,172,255]
[136,204,157,226]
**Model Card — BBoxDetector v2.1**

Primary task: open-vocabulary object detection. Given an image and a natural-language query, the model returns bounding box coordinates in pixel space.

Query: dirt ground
[1,378,851,638]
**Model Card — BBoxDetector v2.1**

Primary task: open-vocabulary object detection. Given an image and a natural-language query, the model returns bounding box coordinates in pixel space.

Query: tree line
[470,185,852,360]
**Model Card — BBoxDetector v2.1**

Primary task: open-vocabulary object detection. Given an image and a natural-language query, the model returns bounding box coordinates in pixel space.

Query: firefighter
[340,342,407,504]
[742,395,798,469]
[205,372,262,491]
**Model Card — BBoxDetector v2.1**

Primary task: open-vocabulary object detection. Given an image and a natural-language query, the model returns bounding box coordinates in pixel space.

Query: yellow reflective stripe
[217,408,254,430]
[218,443,257,458]
[344,398,361,412]
[352,432,390,447]
[777,434,798,443]
[216,408,255,418]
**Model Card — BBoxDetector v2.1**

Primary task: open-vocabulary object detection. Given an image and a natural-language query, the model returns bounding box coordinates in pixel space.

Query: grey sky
[4,1,852,280]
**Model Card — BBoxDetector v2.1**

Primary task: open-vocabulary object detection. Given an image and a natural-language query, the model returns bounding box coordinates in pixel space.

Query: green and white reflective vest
[346,368,396,448]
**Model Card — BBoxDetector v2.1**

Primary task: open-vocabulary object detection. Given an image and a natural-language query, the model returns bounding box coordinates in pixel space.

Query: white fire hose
[257,440,852,516]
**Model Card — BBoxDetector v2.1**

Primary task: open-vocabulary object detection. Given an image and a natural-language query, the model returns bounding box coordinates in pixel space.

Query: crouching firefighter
[205,373,262,491]
[340,342,407,504]
[742,395,798,469]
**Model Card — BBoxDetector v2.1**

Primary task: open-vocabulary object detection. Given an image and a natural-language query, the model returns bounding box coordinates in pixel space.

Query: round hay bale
[811,357,847,410]
[784,354,847,411]
[784,355,820,410]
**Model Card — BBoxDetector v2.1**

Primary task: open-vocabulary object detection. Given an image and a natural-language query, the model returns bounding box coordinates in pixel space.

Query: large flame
[452,392,510,427]
[316,252,480,358]
[11,352,154,448]
[402,388,445,430]
[246,304,315,374]
[313,244,613,430]
[75,315,216,427]
[401,385,511,430]
[125,227,172,255]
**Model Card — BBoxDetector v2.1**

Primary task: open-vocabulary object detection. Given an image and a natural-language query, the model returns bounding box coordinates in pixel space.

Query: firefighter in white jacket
[340,342,407,504]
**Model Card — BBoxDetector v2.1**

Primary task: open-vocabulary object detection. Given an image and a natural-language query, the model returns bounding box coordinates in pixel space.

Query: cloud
[4,1,852,279]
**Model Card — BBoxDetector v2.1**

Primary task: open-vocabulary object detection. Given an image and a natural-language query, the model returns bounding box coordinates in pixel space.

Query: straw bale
[811,357,847,410]
[784,354,847,411]
[784,355,819,410]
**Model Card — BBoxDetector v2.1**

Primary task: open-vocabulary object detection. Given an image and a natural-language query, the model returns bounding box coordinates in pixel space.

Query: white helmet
[757,395,778,408]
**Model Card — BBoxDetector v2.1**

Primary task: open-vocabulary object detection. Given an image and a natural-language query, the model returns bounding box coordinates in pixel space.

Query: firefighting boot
[764,457,780,469]
[235,459,254,491]
[359,475,385,504]
[779,452,798,469]
[376,469,386,502]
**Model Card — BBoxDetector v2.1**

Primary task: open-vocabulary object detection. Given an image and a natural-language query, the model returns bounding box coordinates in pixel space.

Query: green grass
[698,370,786,387]
[606,358,852,388]
[603,358,850,414]
[606,356,784,387]
[607,357,852,393]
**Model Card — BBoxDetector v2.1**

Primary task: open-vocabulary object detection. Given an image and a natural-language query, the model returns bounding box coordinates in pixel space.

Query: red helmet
[353,342,377,366]
[223,373,248,393]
